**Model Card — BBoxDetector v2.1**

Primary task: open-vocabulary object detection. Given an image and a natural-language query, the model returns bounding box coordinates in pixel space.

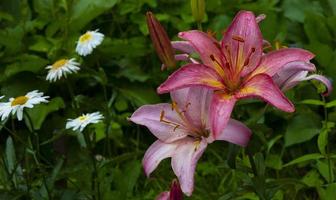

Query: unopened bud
[170,179,183,200]
[146,11,176,69]
[191,0,205,23]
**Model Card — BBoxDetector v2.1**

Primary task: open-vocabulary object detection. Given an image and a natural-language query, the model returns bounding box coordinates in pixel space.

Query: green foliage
[0,0,335,199]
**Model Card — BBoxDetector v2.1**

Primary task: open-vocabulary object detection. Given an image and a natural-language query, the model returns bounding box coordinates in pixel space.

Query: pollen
[52,59,68,70]
[11,96,29,106]
[79,115,87,121]
[79,32,92,43]
[194,140,201,152]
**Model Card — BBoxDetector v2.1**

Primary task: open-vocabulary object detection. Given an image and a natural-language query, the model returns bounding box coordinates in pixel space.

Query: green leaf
[255,153,265,177]
[299,99,325,106]
[304,12,332,44]
[119,86,160,106]
[94,122,106,142]
[285,113,321,147]
[113,160,141,199]
[5,136,16,173]
[4,54,48,79]
[316,160,334,183]
[25,97,65,130]
[282,0,323,23]
[265,154,283,170]
[283,153,323,167]
[325,100,336,108]
[227,143,240,169]
[301,170,323,187]
[318,122,334,155]
[69,0,118,31]
[325,183,336,200]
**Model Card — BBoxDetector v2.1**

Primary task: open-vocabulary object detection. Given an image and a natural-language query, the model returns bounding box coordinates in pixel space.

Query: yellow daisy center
[11,96,29,106]
[79,115,87,121]
[79,32,92,43]
[52,59,68,70]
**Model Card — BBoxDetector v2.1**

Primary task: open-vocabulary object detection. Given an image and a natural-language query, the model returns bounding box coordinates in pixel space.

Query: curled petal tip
[256,14,266,23]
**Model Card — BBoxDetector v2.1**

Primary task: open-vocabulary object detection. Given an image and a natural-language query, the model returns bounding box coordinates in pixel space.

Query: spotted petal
[221,11,263,76]
[210,93,237,138]
[157,63,225,94]
[237,74,295,112]
[178,30,225,76]
[252,48,315,77]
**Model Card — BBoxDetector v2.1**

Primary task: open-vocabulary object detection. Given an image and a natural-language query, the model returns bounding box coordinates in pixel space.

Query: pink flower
[157,11,317,137]
[130,87,251,196]
[273,60,332,96]
[156,179,183,200]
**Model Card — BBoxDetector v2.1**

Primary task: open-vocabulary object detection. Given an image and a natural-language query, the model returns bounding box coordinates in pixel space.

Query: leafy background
[0,0,336,199]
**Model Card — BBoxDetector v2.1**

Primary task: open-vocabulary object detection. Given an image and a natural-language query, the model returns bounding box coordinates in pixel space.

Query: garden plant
[0,0,336,199]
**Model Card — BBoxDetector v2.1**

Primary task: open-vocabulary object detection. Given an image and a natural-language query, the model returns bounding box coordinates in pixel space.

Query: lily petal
[142,140,178,177]
[252,48,315,77]
[157,63,225,94]
[273,61,316,90]
[178,30,225,75]
[237,74,295,112]
[216,119,252,147]
[172,137,207,196]
[303,74,333,96]
[221,11,263,76]
[172,41,195,54]
[130,104,188,142]
[171,87,212,130]
[210,93,237,138]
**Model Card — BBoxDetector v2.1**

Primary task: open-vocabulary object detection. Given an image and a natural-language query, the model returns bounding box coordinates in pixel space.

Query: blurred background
[0,0,335,199]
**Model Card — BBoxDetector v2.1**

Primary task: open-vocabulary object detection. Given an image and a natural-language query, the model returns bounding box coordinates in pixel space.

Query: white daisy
[66,112,104,132]
[76,30,104,56]
[46,58,80,82]
[0,90,49,121]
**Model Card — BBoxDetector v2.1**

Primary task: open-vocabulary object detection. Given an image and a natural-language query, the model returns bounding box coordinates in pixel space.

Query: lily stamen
[243,47,256,66]
[160,110,181,131]
[232,35,245,42]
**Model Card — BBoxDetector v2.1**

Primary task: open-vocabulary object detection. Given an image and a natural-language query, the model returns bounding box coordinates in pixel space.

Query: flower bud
[169,179,183,200]
[191,0,205,23]
[156,179,183,200]
[146,11,176,69]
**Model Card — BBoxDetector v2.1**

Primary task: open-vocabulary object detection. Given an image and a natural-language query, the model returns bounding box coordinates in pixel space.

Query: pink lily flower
[129,87,251,196]
[156,179,183,200]
[171,44,332,96]
[273,61,332,96]
[157,11,316,137]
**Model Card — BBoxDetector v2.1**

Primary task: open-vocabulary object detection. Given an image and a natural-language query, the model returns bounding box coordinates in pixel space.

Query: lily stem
[322,95,333,183]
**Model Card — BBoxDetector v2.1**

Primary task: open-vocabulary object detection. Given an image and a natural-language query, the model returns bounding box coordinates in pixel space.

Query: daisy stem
[84,131,101,200]
[96,62,112,157]
[24,111,40,158]
[1,124,28,147]
[66,81,79,111]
